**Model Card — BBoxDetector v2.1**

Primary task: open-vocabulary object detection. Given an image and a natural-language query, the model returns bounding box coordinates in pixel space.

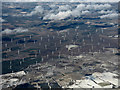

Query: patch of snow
[75,55,85,59]
[66,45,78,51]
[68,72,118,88]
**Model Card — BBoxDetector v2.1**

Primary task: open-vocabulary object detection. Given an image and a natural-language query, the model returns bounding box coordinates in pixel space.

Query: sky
[1,0,120,2]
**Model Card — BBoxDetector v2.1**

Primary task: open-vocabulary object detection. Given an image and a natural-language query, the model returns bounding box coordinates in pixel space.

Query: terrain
[1,2,119,89]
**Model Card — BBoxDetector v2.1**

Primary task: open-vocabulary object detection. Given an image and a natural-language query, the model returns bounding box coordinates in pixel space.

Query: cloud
[58,5,71,11]
[26,6,44,16]
[14,2,116,20]
[2,0,120,2]
[0,18,5,22]
[43,10,72,20]
[86,4,111,10]
[2,27,28,34]
[70,9,81,17]
[43,3,113,20]
[43,4,87,20]
[100,13,118,19]
[70,4,88,17]
[99,10,115,14]
[82,0,120,2]
[75,4,86,11]
[81,10,90,15]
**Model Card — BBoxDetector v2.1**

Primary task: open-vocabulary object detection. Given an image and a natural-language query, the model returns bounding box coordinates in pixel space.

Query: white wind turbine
[5,43,7,47]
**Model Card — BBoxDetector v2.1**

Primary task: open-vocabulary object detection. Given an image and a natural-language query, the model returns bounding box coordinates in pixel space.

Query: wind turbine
[47,34,50,38]
[41,57,44,62]
[47,54,49,58]
[41,37,43,41]
[5,43,7,47]
[18,49,20,55]
[53,36,55,39]
[39,50,41,53]
[48,38,50,42]
[22,58,24,62]
[11,38,13,42]
[45,44,47,49]
[24,38,26,41]
[30,35,32,39]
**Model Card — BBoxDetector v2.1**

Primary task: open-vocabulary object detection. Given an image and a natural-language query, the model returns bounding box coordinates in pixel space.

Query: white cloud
[99,10,115,14]
[43,10,72,20]
[58,5,71,11]
[86,4,111,10]
[43,9,90,20]
[26,6,44,16]
[85,0,120,2]
[71,9,81,17]
[70,0,120,2]
[75,4,86,11]
[0,18,5,22]
[43,4,86,20]
[2,0,120,2]
[12,2,116,20]
[81,10,90,15]
[43,3,115,20]
[2,28,28,34]
[100,13,118,19]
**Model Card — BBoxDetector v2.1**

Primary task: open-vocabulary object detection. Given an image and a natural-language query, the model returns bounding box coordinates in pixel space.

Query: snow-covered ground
[66,45,78,51]
[68,72,119,88]
[1,71,26,88]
